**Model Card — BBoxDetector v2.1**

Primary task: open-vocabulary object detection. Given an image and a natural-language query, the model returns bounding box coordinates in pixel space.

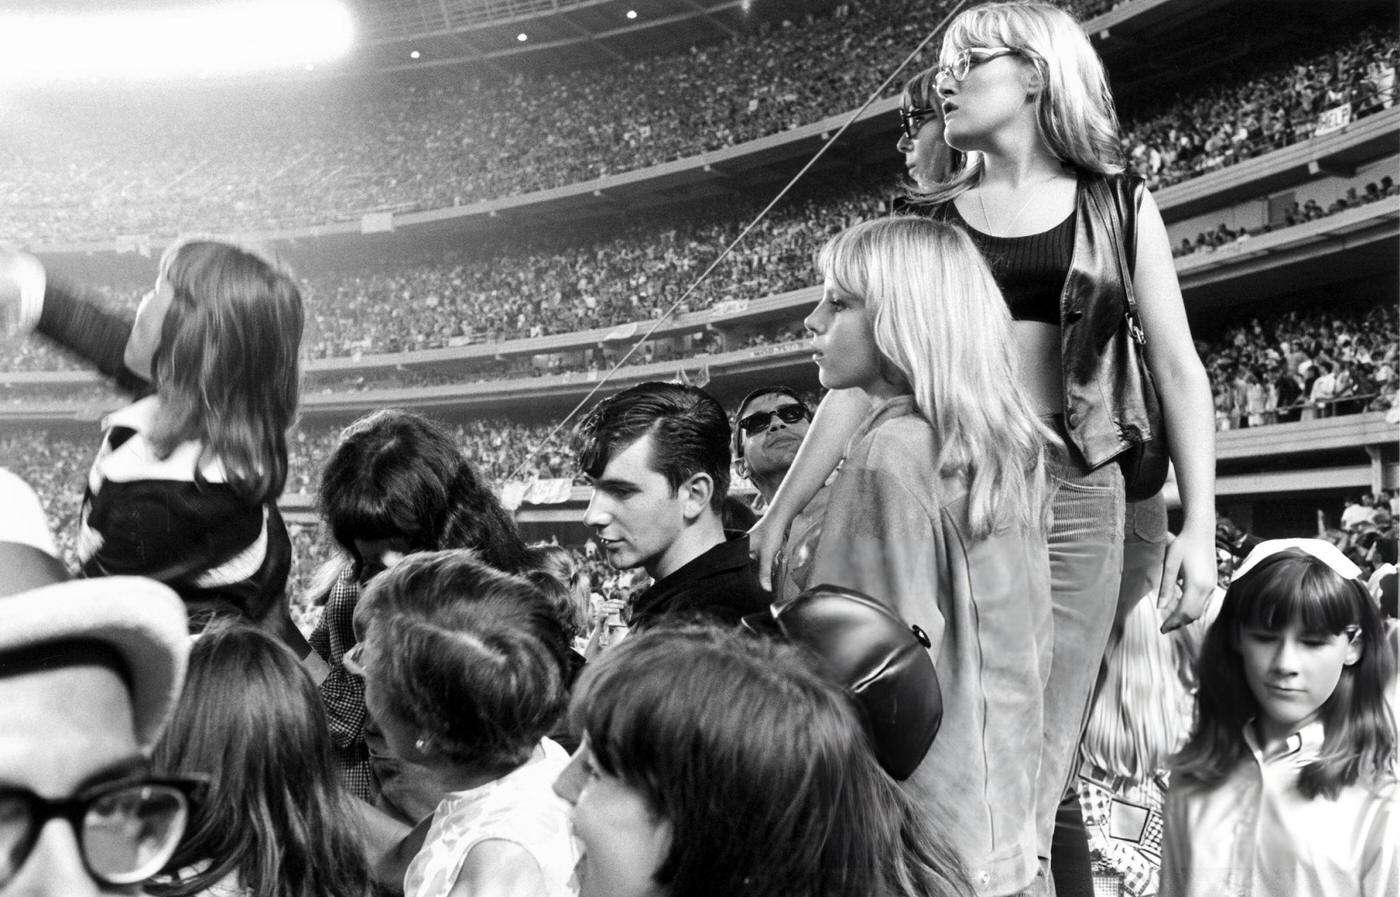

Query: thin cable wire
[506,0,967,483]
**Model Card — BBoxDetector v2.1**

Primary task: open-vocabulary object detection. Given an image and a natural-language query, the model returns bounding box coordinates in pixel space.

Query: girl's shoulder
[854,398,937,467]
[97,396,229,485]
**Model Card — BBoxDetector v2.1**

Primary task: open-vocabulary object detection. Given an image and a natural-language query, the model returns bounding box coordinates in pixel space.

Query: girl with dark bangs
[1162,541,1398,897]
[307,408,533,820]
[150,623,380,897]
[553,626,970,897]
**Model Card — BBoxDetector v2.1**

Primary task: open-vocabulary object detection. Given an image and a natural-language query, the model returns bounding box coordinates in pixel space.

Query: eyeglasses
[737,404,809,436]
[935,46,1019,83]
[897,105,940,142]
[0,775,205,888]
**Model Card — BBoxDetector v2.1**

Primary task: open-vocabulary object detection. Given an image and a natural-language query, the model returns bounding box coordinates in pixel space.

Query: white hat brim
[0,576,188,751]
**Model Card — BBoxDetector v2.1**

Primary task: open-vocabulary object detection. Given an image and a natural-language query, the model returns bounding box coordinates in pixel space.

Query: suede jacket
[781,395,1053,897]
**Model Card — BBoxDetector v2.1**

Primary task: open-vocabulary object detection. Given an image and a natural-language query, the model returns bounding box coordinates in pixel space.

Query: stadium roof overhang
[352,0,848,77]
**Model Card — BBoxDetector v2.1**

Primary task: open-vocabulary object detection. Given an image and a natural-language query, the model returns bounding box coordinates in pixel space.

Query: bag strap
[1096,175,1148,347]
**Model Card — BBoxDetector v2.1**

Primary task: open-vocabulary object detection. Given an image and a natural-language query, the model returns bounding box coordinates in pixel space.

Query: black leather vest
[1059,173,1152,469]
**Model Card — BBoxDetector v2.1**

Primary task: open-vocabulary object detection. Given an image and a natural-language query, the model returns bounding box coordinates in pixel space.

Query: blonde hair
[818,216,1052,540]
[920,2,1123,204]
[1081,596,1191,782]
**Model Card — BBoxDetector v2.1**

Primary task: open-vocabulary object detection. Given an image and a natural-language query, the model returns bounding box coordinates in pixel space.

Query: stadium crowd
[2,163,1394,377]
[1198,299,1398,428]
[1173,175,1398,257]
[5,287,1393,581]
[0,10,1388,244]
[1,3,1396,896]
[1121,26,1397,189]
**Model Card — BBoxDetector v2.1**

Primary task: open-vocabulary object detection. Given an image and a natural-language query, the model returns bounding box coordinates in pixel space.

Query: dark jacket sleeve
[35,276,151,396]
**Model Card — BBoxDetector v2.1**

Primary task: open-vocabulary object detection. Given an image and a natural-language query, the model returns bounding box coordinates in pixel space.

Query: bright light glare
[626,9,637,18]
[517,32,528,42]
[0,0,355,84]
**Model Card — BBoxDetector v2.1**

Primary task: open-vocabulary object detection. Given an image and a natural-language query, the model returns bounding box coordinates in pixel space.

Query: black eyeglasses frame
[0,774,208,888]
[897,105,941,142]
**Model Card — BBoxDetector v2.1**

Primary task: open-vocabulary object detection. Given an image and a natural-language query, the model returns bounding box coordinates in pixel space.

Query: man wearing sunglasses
[731,386,813,509]
[0,469,198,896]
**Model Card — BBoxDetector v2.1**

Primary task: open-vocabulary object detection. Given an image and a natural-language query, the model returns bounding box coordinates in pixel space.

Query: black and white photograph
[0,0,1395,895]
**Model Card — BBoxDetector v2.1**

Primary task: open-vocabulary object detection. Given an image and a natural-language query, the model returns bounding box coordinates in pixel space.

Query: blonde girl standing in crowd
[753,4,1217,890]
[1077,595,1193,897]
[1162,541,1398,897]
[1,241,305,645]
[779,215,1053,895]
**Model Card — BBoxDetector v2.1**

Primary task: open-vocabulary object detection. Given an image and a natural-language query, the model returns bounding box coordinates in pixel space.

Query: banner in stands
[604,322,638,341]
[1314,104,1353,137]
[711,298,751,317]
[360,211,394,234]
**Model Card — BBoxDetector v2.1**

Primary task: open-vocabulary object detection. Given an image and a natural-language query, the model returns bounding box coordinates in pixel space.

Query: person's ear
[1023,64,1044,98]
[678,472,714,520]
[733,456,751,480]
[1343,627,1364,666]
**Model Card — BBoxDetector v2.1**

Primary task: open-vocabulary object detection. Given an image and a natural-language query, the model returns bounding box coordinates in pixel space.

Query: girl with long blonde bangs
[922,1,1122,206]
[756,3,1218,894]
[782,215,1054,896]
[820,216,1052,539]
[1076,596,1192,897]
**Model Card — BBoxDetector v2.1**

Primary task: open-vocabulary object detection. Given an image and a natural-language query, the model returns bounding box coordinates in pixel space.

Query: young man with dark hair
[573,381,767,630]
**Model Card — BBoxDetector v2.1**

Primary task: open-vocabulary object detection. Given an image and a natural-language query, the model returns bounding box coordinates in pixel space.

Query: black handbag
[743,584,942,781]
[1102,177,1170,502]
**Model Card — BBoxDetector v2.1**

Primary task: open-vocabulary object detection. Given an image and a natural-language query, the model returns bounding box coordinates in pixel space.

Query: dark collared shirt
[628,533,768,631]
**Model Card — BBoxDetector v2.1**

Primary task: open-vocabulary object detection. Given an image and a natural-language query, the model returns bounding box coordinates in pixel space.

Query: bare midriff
[1013,321,1064,415]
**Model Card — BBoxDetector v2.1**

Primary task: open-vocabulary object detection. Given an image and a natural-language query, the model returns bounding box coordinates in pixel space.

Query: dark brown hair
[150,623,377,897]
[149,240,302,504]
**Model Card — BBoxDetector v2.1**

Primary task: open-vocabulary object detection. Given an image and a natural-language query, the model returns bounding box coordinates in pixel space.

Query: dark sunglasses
[738,404,809,436]
[897,105,940,142]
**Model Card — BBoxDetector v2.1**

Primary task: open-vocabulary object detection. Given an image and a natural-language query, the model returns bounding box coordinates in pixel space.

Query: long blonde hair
[1081,596,1191,782]
[818,216,1053,540]
[920,1,1123,205]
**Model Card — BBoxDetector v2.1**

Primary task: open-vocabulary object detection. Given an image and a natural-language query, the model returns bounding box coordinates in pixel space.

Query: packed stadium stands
[3,0,1397,603]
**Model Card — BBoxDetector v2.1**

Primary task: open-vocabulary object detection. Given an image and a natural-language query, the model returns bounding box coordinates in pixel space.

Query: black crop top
[941,202,1075,326]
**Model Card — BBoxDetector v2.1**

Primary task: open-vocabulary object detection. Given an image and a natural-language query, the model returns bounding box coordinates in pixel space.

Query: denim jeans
[1114,493,1170,639]
[1036,424,1125,864]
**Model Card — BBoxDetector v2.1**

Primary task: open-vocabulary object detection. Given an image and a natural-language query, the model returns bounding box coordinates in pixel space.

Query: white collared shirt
[1160,721,1398,897]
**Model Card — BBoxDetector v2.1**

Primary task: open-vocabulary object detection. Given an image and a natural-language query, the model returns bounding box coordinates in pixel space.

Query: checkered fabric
[1077,769,1169,897]
[308,564,376,802]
